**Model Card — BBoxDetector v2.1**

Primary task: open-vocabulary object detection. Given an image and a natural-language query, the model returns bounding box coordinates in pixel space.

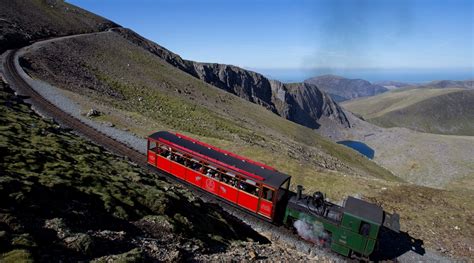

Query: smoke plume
[294,219,330,247]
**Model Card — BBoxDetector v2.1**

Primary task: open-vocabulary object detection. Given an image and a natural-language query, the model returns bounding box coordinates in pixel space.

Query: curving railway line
[3,50,146,166]
[2,48,338,260]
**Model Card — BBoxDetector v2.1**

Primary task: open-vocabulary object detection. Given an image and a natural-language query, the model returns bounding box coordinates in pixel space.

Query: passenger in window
[222,176,228,184]
[250,186,257,196]
[229,178,236,187]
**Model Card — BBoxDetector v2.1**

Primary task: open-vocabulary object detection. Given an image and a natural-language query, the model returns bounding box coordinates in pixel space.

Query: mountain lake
[337,140,375,159]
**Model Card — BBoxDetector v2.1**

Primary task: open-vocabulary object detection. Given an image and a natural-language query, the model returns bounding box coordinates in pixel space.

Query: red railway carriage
[147,131,291,221]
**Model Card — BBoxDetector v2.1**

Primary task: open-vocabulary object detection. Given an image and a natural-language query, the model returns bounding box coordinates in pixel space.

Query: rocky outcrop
[269,81,350,128]
[113,28,351,129]
[305,74,388,102]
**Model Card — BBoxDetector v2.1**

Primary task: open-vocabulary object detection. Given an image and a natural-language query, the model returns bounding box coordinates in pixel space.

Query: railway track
[2,48,343,261]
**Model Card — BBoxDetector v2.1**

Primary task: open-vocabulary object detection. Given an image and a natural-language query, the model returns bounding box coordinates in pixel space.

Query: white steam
[294,219,330,247]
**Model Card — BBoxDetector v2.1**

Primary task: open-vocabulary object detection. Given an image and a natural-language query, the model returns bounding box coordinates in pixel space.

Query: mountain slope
[304,74,388,102]
[112,28,350,130]
[20,30,398,183]
[0,0,118,53]
[342,88,474,135]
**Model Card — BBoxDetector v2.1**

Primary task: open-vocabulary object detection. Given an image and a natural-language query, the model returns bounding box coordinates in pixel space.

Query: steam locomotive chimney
[297,185,303,200]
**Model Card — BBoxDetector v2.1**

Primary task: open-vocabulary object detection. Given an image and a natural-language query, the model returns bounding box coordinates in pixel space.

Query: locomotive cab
[333,196,384,257]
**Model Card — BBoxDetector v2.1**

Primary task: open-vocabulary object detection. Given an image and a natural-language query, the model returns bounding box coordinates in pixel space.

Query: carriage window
[149,141,157,150]
[174,153,185,164]
[221,172,238,187]
[189,158,201,170]
[239,179,259,196]
[159,145,171,157]
[262,187,274,201]
[204,166,220,180]
[160,148,169,157]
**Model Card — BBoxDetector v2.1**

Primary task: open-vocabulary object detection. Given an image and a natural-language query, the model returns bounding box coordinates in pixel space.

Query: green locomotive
[283,186,400,259]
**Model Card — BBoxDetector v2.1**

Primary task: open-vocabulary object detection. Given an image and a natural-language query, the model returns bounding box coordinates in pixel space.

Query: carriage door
[258,186,274,219]
[147,140,157,166]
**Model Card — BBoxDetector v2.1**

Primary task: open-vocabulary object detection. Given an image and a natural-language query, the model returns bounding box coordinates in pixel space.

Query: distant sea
[251,68,474,84]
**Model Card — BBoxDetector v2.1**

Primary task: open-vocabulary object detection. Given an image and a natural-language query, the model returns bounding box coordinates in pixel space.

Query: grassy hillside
[0,80,273,261]
[0,0,118,53]
[1,79,472,260]
[22,31,399,184]
[342,88,474,135]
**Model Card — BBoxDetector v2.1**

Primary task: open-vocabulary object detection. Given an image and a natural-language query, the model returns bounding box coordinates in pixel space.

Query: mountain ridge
[424,79,473,89]
[112,28,350,130]
[304,74,389,102]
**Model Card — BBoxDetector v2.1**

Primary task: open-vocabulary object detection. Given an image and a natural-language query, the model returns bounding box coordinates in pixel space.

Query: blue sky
[68,0,473,72]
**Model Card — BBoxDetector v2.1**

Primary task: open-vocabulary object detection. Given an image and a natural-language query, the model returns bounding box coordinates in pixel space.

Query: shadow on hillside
[371,226,425,261]
[0,178,140,261]
[0,173,271,259]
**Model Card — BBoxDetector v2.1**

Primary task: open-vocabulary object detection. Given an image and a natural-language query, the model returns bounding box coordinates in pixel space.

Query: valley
[1,0,473,261]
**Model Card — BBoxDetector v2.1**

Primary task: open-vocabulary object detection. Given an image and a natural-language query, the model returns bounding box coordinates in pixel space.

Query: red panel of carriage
[147,151,156,165]
[170,161,186,180]
[217,183,239,204]
[258,199,273,218]
[156,155,172,174]
[237,191,259,212]
[186,169,203,187]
